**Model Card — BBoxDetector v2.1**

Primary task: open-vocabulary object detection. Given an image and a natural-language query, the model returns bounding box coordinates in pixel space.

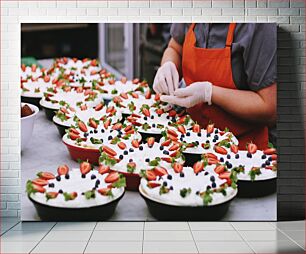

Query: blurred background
[21,23,171,86]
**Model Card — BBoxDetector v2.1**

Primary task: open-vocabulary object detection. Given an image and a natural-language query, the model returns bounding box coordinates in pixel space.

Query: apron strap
[225,23,236,47]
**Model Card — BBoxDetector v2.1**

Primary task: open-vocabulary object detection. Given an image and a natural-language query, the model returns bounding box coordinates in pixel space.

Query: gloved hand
[153,61,179,95]
[160,81,213,108]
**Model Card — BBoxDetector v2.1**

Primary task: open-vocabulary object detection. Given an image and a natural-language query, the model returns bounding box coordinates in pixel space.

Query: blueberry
[90,130,93,134]
[207,133,211,137]
[180,172,185,177]
[268,156,273,161]
[168,121,172,125]
[48,183,54,188]
[129,148,134,152]
[196,191,200,195]
[91,174,96,180]
[145,158,150,162]
[247,152,252,158]
[261,154,267,159]
[101,129,105,133]
[163,150,169,155]
[119,154,124,160]
[65,174,70,179]
[215,129,218,134]
[212,182,217,188]
[144,116,147,120]
[213,139,217,143]
[166,116,170,119]
[220,157,224,162]
[129,158,133,162]
[171,117,176,122]
[265,160,270,166]
[81,174,86,178]
[195,141,199,145]
[108,136,112,140]
[197,133,201,137]
[214,135,218,140]
[167,175,172,180]
[210,176,215,182]
[151,115,154,119]
[84,133,88,137]
[180,137,184,141]
[139,146,143,151]
[235,154,239,159]
[261,163,266,168]
[124,150,128,155]
[56,176,61,181]
[94,129,98,134]
[227,163,232,169]
[204,171,209,175]
[110,130,114,133]
[100,139,104,143]
[160,146,164,150]
[170,186,174,190]
[152,124,156,128]
[206,185,211,190]
[96,179,100,185]
[163,181,168,186]
[206,140,210,143]
[181,134,185,138]
[58,189,63,194]
[227,154,231,159]
[81,192,85,195]
[186,132,191,136]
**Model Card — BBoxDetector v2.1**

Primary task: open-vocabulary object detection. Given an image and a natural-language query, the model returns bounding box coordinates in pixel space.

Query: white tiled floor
[0,219,304,253]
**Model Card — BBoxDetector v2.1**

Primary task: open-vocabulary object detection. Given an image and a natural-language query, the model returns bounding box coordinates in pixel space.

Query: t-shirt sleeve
[170,23,190,45]
[242,23,277,91]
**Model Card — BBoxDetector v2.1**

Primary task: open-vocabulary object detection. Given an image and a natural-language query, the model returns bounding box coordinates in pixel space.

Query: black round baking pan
[41,105,57,121]
[237,177,276,198]
[29,192,124,221]
[139,187,236,221]
[21,96,42,109]
[139,132,162,143]
[53,120,69,137]
[182,152,201,167]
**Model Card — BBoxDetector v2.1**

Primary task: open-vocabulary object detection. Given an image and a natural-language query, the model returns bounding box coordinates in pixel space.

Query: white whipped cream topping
[21,78,53,98]
[21,66,43,81]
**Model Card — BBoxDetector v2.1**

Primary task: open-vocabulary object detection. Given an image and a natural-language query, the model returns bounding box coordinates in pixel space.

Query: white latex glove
[153,61,179,95]
[160,81,213,108]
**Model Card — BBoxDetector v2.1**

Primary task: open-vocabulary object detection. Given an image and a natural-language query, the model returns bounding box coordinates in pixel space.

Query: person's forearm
[212,84,276,125]
[160,39,182,76]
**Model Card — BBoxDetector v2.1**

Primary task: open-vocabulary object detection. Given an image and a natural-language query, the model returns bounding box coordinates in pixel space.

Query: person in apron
[153,23,277,150]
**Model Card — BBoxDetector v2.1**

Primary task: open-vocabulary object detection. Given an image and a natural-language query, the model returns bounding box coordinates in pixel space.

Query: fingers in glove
[161,95,194,108]
[165,74,175,95]
[174,86,194,97]
[171,65,179,94]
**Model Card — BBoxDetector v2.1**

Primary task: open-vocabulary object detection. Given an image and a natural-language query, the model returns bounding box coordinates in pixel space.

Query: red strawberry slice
[168,134,178,141]
[21,64,26,72]
[80,161,92,175]
[131,113,141,118]
[112,122,122,130]
[76,87,83,93]
[161,139,172,147]
[155,93,160,101]
[80,105,87,111]
[271,154,277,160]
[78,121,88,132]
[142,108,150,117]
[105,172,119,183]
[172,162,183,173]
[219,172,231,185]
[247,143,257,154]
[108,79,115,85]
[147,137,155,147]
[103,146,117,156]
[98,165,110,175]
[145,90,151,99]
[37,172,55,180]
[90,59,98,66]
[214,165,225,174]
[161,157,172,163]
[206,123,214,134]
[169,143,180,151]
[155,108,164,115]
[132,139,140,148]
[120,92,128,99]
[121,76,127,84]
[106,106,114,114]
[170,151,179,157]
[69,132,80,140]
[177,115,187,124]
[31,64,37,72]
[60,107,69,114]
[145,170,157,181]
[44,75,50,82]
[104,119,111,129]
[113,96,122,104]
[147,182,161,188]
[204,153,218,160]
[132,78,140,84]
[177,125,186,134]
[263,148,276,155]
[89,119,98,129]
[167,129,178,138]
[168,110,176,117]
[193,124,200,133]
[131,92,139,99]
[46,192,58,200]
[95,103,103,111]
[214,146,228,155]
[118,142,126,150]
[124,125,133,132]
[98,187,112,196]
[65,192,78,200]
[154,166,168,176]
[125,128,135,134]
[32,178,48,186]
[193,161,204,174]
[230,144,238,154]
[57,165,69,175]
[33,184,46,193]
[207,158,220,165]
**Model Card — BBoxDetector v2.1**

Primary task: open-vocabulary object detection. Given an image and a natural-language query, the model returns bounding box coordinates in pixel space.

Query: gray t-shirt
[171,23,277,91]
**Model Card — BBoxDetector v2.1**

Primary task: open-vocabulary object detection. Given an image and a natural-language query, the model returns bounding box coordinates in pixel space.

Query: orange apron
[182,23,268,150]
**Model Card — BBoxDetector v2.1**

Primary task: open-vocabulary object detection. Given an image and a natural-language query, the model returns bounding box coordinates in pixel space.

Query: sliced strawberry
[118,142,127,150]
[21,64,26,72]
[98,165,110,175]
[69,132,80,140]
[219,172,231,185]
[147,182,161,188]
[103,146,117,156]
[142,108,150,117]
[192,124,200,133]
[57,165,69,175]
[37,172,55,180]
[214,165,225,174]
[112,122,123,130]
[95,103,103,111]
[31,64,37,72]
[168,110,176,117]
[76,87,83,93]
[132,78,139,84]
[145,90,151,99]
[132,139,140,148]
[154,166,168,176]
[131,92,139,99]
[204,153,218,160]
[167,129,178,138]
[263,148,276,155]
[104,119,111,129]
[206,123,214,134]
[271,154,277,160]
[98,187,112,196]
[147,137,155,147]
[161,139,172,147]
[161,157,172,163]
[105,172,119,183]
[46,192,58,200]
[230,144,239,154]
[44,75,50,82]
[214,146,228,155]
[177,115,187,124]
[170,151,179,157]
[169,143,180,151]
[193,161,204,174]
[32,178,48,186]
[78,121,88,132]
[207,158,220,165]
[80,104,87,111]
[90,59,98,66]
[154,93,160,101]
[172,162,183,173]
[108,79,115,85]
[247,143,257,154]
[127,162,136,170]
[145,170,157,181]
[177,125,186,134]
[33,184,46,193]
[131,113,141,118]
[80,162,91,175]
[64,192,78,201]
[89,118,98,129]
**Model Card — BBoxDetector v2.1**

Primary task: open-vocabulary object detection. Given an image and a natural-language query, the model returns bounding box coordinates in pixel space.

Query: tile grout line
[29,221,58,254]
[0,220,20,236]
[230,222,256,254]
[141,221,145,254]
[187,222,200,254]
[83,222,98,254]
[276,227,305,251]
